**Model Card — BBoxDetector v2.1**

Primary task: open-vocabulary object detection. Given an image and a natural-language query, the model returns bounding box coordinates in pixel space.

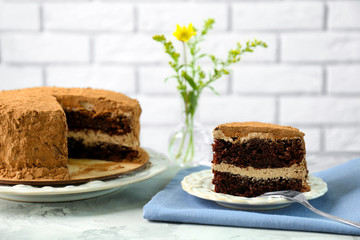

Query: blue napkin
[143,158,360,235]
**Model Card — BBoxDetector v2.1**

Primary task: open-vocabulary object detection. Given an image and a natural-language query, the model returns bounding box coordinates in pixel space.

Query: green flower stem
[174,123,187,159]
[175,101,195,162]
[183,114,195,163]
[180,41,195,164]
[168,95,197,164]
[183,41,187,75]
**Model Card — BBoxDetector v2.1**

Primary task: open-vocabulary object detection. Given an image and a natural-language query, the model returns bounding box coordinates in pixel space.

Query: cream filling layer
[213,130,301,143]
[67,130,139,148]
[212,159,308,180]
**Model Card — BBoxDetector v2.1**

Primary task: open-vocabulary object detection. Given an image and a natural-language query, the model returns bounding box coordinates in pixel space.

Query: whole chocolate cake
[212,122,310,197]
[0,87,141,181]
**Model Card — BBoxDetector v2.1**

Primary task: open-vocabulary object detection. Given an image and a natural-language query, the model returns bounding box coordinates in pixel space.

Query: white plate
[0,148,169,203]
[181,170,328,211]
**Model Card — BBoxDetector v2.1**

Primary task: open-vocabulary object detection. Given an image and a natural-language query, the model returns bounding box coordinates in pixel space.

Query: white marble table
[0,166,358,240]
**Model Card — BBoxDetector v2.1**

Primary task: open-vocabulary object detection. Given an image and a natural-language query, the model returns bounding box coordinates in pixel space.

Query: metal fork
[260,190,360,229]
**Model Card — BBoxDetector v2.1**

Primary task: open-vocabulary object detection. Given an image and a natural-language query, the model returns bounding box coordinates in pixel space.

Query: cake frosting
[67,131,139,148]
[0,87,141,181]
[213,122,304,142]
[212,159,308,185]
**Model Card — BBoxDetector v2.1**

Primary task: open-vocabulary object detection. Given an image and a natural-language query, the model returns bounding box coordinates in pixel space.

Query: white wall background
[0,0,360,172]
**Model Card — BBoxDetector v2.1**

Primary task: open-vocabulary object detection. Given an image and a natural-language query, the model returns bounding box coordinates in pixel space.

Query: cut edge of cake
[211,121,310,198]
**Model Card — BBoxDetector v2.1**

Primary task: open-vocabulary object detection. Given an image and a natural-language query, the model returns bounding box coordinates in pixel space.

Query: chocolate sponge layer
[212,138,305,168]
[65,110,131,136]
[67,137,138,161]
[212,171,306,197]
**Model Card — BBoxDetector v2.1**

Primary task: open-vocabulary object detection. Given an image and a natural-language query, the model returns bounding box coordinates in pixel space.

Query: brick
[328,65,360,94]
[1,34,89,63]
[138,66,177,94]
[233,65,322,94]
[233,2,323,30]
[201,33,277,63]
[0,66,42,90]
[140,126,173,155]
[282,33,360,62]
[280,97,360,124]
[202,76,228,95]
[199,96,275,124]
[138,3,227,32]
[328,1,360,29]
[44,3,133,31]
[46,66,135,93]
[325,128,360,152]
[0,3,39,30]
[299,128,321,152]
[138,66,228,95]
[137,96,180,124]
[95,34,163,63]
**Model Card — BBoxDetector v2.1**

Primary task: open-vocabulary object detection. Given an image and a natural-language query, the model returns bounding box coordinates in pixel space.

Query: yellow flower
[173,23,196,42]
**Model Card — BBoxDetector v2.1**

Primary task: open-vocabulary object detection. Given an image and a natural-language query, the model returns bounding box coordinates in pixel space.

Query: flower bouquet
[153,18,267,166]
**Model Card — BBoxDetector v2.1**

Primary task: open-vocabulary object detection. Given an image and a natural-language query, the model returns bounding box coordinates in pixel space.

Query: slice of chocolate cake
[212,122,310,198]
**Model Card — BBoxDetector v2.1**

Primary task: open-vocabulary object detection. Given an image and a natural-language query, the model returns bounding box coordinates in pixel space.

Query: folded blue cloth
[143,158,360,235]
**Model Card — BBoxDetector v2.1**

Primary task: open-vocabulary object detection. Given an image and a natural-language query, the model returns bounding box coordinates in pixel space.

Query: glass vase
[168,99,212,167]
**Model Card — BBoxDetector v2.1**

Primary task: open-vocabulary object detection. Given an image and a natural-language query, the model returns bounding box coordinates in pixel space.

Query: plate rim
[181,169,328,206]
[0,148,169,196]
[0,148,150,186]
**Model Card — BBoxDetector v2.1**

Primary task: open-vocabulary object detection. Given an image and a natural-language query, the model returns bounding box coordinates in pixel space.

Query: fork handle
[299,200,360,229]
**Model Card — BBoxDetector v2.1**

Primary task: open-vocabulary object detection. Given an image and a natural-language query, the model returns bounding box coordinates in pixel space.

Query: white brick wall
[0,0,359,171]
[301,128,321,153]
[282,33,360,62]
[138,66,179,94]
[138,3,228,32]
[325,128,360,152]
[328,1,360,30]
[328,65,360,94]
[232,2,324,30]
[199,96,275,124]
[0,66,42,90]
[280,97,360,124]
[95,34,162,63]
[1,34,89,63]
[44,3,134,31]
[138,95,180,125]
[233,65,322,94]
[0,3,39,31]
[46,66,136,93]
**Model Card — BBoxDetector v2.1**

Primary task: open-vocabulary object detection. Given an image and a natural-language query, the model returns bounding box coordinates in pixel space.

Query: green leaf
[198,80,204,87]
[207,85,220,96]
[177,84,186,94]
[198,53,207,59]
[188,91,198,115]
[152,35,166,42]
[164,75,179,82]
[222,69,230,75]
[201,18,215,36]
[182,71,198,90]
[176,64,184,71]
[199,70,206,79]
